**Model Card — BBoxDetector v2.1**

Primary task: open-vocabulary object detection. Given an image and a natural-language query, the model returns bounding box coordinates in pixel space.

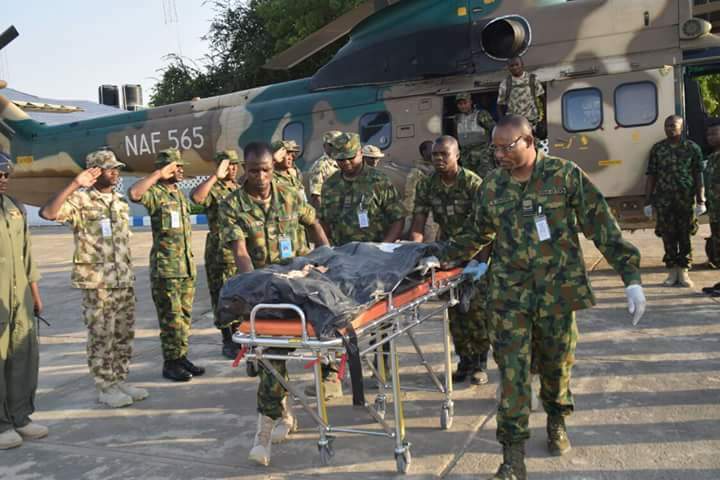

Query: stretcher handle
[249,303,309,344]
[232,346,248,368]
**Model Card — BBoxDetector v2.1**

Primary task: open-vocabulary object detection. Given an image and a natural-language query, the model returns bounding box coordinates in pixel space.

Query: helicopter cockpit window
[359,111,392,150]
[562,88,603,133]
[283,122,304,156]
[614,81,658,128]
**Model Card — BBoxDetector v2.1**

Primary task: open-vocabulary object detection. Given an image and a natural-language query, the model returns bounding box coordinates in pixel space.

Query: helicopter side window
[614,81,658,128]
[562,88,603,133]
[283,122,304,156]
[359,111,392,150]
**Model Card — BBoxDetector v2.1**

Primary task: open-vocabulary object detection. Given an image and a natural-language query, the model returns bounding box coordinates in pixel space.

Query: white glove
[625,284,646,326]
[695,203,707,216]
[643,205,653,219]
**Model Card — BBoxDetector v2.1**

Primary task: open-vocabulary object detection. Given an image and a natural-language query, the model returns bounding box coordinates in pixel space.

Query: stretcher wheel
[374,396,387,420]
[318,439,335,465]
[440,405,453,430]
[395,446,412,474]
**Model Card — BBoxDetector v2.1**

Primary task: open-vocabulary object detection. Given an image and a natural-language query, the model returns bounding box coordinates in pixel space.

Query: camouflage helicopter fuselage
[1,0,718,227]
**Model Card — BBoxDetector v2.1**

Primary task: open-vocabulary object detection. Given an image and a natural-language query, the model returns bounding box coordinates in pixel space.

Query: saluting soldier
[128,148,205,382]
[409,136,491,385]
[219,142,329,467]
[272,140,306,200]
[307,130,341,209]
[191,150,242,358]
[448,116,646,479]
[319,132,404,246]
[455,92,497,178]
[40,150,148,408]
[644,115,706,288]
[0,152,47,449]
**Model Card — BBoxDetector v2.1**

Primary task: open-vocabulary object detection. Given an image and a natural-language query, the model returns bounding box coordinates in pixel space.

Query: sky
[1,1,215,104]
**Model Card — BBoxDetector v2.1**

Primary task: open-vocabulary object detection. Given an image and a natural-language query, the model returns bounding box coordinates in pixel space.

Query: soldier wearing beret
[128,148,205,382]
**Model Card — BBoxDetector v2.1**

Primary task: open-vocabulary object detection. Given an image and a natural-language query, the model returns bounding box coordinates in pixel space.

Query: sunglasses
[0,172,10,179]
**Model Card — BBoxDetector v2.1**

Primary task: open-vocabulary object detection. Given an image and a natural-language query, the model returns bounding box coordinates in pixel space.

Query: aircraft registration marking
[124,126,206,157]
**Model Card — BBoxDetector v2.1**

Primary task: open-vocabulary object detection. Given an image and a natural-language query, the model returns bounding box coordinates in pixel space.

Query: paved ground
[1,226,718,480]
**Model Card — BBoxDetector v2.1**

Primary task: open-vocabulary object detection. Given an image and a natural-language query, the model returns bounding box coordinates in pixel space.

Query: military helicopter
[1,0,719,227]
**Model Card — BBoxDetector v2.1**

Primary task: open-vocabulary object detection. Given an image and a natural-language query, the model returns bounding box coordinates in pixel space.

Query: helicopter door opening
[683,63,720,153]
[442,90,499,141]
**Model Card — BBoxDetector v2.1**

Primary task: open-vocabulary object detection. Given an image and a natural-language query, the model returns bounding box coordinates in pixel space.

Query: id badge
[279,235,293,259]
[100,218,112,238]
[358,210,369,228]
[170,210,181,229]
[535,215,551,241]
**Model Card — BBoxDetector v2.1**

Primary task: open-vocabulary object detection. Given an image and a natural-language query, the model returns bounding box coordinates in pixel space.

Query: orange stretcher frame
[238,268,463,338]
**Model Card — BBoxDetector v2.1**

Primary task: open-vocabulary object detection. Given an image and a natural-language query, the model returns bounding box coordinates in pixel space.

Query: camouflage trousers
[204,234,237,329]
[655,199,698,268]
[81,288,136,390]
[448,291,491,363]
[257,351,288,420]
[489,308,577,443]
[460,143,495,179]
[150,276,195,361]
[0,297,38,433]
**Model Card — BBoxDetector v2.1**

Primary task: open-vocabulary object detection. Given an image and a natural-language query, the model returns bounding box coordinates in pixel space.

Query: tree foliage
[150,0,363,106]
[698,74,720,117]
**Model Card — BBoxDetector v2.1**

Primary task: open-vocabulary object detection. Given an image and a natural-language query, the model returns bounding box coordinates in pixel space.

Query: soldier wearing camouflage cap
[40,149,147,408]
[361,144,385,167]
[190,149,242,358]
[271,140,305,200]
[455,92,497,179]
[128,148,205,382]
[0,151,47,448]
[307,130,342,208]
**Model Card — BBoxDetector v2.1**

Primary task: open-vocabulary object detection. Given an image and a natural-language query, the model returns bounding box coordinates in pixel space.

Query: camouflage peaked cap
[327,132,361,160]
[214,149,239,164]
[86,150,126,169]
[283,140,300,152]
[0,151,13,174]
[456,92,472,102]
[322,130,342,145]
[361,144,385,158]
[271,140,287,153]
[155,148,185,167]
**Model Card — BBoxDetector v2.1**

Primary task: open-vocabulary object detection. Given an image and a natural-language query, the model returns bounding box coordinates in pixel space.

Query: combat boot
[271,397,298,444]
[248,414,275,466]
[488,442,527,480]
[98,385,134,408]
[662,267,678,286]
[178,357,206,376]
[677,268,694,288]
[0,429,22,450]
[452,356,473,383]
[16,422,49,440]
[547,415,572,456]
[162,359,192,382]
[221,340,240,360]
[117,382,150,401]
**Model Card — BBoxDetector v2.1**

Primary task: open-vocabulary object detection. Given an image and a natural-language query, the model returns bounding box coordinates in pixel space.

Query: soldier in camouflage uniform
[0,152,47,449]
[455,92,497,179]
[129,148,205,382]
[404,140,439,240]
[219,142,329,466]
[448,116,646,479]
[307,130,341,209]
[497,56,545,131]
[362,144,385,167]
[702,123,720,293]
[410,136,491,385]
[40,150,148,408]
[190,150,241,359]
[272,140,306,200]
[319,132,405,246]
[644,115,706,288]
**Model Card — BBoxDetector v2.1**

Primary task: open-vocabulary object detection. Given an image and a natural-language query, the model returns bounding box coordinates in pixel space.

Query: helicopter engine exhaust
[480,16,531,60]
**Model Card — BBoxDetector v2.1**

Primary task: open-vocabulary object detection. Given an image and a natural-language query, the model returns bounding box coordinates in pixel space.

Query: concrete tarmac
[1,226,718,479]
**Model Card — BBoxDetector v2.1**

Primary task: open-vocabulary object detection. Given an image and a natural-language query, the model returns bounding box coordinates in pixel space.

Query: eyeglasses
[491,136,524,154]
[0,172,9,179]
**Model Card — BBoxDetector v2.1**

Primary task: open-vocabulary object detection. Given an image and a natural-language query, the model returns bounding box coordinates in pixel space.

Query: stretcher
[232,266,465,474]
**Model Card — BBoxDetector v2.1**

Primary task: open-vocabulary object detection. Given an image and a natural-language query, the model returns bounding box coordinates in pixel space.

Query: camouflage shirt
[195,180,238,264]
[415,167,483,241]
[136,183,196,279]
[403,163,434,216]
[307,154,339,197]
[456,109,495,147]
[706,151,720,223]
[219,179,316,269]
[647,138,703,204]
[56,189,134,289]
[320,165,404,245]
[497,72,545,123]
[448,151,641,315]
[0,195,40,313]
[274,168,306,201]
